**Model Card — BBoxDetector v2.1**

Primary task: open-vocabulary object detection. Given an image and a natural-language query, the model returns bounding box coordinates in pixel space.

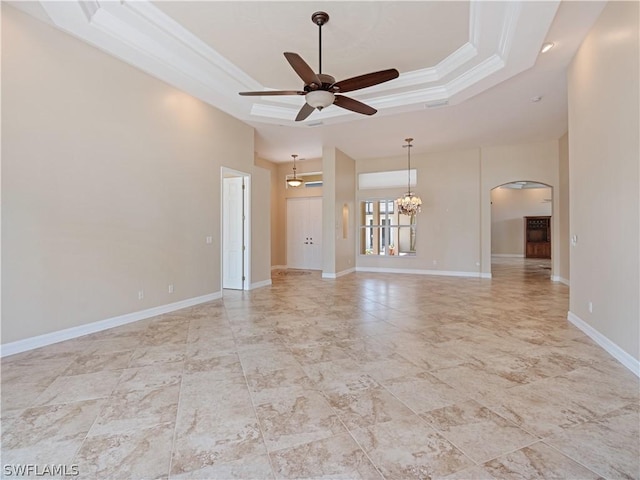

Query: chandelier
[286,154,303,188]
[396,138,422,216]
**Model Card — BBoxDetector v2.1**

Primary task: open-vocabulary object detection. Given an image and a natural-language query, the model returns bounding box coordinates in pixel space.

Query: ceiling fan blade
[284,52,322,87]
[295,102,315,122]
[334,95,377,116]
[332,69,399,93]
[239,90,305,96]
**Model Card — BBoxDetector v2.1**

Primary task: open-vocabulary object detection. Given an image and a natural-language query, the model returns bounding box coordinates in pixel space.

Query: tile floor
[1,258,638,479]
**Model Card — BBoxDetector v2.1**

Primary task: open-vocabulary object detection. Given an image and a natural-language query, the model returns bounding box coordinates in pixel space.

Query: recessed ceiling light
[541,42,555,53]
[531,96,543,103]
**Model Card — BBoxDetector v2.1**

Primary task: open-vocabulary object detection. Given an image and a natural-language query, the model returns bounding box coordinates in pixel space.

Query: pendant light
[396,138,422,215]
[286,154,304,188]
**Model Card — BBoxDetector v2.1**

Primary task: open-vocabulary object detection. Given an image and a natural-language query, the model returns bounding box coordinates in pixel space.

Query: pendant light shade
[396,138,422,215]
[286,154,304,187]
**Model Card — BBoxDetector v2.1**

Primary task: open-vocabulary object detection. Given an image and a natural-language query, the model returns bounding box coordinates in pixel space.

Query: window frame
[359,198,417,257]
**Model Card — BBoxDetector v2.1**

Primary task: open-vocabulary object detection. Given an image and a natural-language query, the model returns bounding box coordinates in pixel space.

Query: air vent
[307,121,324,127]
[425,100,449,108]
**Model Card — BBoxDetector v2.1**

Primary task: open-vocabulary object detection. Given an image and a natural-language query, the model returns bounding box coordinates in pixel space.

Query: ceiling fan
[239,11,400,121]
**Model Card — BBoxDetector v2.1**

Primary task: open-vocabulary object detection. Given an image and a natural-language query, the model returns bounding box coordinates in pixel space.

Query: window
[360,200,417,256]
[359,170,416,190]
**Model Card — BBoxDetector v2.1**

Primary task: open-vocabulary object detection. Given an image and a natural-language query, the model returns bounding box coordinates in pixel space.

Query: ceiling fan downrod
[311,11,329,75]
[238,10,398,121]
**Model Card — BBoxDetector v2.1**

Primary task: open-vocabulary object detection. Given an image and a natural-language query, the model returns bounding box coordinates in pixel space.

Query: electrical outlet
[138,290,144,300]
[588,301,593,313]
[168,284,174,294]
[206,236,213,244]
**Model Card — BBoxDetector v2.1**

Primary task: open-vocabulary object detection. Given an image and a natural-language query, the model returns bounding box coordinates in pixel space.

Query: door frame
[221,167,251,290]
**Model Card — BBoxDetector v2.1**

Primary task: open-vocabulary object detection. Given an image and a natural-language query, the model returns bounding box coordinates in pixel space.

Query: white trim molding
[356,267,487,278]
[492,253,525,258]
[322,267,356,279]
[567,311,640,377]
[0,292,222,358]
[551,275,570,286]
[249,279,272,290]
[12,0,560,126]
[271,265,287,271]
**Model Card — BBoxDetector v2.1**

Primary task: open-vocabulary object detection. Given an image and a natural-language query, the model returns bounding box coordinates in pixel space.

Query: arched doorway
[490,181,553,278]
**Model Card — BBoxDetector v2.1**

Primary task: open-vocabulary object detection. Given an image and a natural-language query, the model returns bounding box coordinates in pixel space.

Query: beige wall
[2,6,270,344]
[322,148,337,274]
[558,132,570,284]
[480,141,561,277]
[250,162,272,285]
[322,147,358,276]
[333,149,356,274]
[490,187,552,256]
[568,1,639,361]
[356,142,563,276]
[255,156,283,267]
[357,148,481,273]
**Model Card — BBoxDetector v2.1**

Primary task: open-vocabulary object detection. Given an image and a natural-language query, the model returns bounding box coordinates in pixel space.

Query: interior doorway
[490,181,552,278]
[222,168,250,290]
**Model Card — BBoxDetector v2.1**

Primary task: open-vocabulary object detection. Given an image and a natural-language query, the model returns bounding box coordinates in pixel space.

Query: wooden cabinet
[524,216,551,258]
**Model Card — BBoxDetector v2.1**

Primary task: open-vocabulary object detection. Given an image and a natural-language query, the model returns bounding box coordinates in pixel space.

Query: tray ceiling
[9,1,607,161]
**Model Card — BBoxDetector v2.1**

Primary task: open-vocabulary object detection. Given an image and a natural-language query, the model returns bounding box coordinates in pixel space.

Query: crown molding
[20,0,560,126]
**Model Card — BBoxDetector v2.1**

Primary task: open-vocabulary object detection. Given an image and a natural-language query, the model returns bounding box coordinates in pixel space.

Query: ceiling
[11,1,606,162]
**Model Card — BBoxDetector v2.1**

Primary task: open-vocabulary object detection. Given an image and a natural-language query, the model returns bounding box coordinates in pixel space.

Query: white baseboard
[491,253,525,258]
[249,279,272,290]
[552,275,570,286]
[271,265,287,271]
[567,311,639,377]
[0,292,222,358]
[322,267,355,279]
[356,267,486,278]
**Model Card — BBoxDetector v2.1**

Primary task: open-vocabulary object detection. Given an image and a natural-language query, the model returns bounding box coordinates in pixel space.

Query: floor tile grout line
[369,379,481,470]
[238,301,388,478]
[286,320,472,476]
[313,387,389,480]
[2,261,636,479]
[541,439,608,479]
[66,365,133,473]
[166,339,189,479]
[224,291,279,480]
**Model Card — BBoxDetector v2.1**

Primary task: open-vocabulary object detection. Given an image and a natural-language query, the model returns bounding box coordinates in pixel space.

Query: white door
[306,197,323,269]
[223,176,244,289]
[287,198,307,269]
[287,197,322,270]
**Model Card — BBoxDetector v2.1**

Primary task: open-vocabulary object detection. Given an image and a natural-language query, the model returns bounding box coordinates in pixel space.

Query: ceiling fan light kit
[239,11,399,121]
[305,90,335,109]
